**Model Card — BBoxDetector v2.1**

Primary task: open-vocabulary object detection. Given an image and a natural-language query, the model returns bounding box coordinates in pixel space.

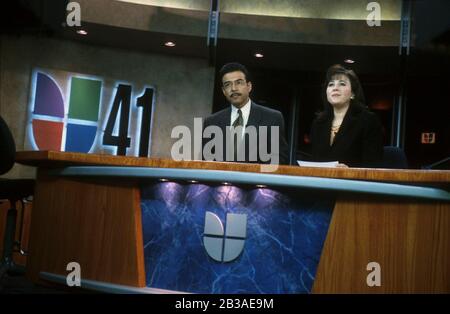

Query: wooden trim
[132,186,146,287]
[16,150,450,183]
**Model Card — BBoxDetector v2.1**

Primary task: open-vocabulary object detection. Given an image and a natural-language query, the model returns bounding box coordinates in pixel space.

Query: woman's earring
[350,95,355,99]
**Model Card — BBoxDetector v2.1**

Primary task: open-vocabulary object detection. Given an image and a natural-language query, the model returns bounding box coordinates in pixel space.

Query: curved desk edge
[45,166,450,201]
[40,272,188,294]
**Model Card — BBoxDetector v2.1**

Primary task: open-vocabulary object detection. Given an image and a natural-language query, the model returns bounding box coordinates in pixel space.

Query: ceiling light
[165,41,176,47]
[255,53,264,58]
[76,29,88,35]
[344,59,355,64]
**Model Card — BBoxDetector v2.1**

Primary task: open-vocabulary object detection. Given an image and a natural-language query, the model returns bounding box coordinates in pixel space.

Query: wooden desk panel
[313,195,450,293]
[27,171,146,287]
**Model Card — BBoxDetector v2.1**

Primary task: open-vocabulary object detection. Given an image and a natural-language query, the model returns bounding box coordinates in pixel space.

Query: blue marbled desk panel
[140,182,334,293]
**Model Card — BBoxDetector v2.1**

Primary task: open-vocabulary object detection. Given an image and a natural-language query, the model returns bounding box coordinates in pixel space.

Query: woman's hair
[317,64,367,120]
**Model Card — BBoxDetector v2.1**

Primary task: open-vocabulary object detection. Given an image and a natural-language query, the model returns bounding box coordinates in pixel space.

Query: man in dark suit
[202,63,289,166]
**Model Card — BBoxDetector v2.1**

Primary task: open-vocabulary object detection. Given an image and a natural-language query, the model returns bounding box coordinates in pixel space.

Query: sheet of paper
[297,160,339,168]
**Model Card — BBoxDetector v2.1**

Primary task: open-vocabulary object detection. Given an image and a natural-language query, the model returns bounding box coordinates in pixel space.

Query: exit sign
[421,133,436,144]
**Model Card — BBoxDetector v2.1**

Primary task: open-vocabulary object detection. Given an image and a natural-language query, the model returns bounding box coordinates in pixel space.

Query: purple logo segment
[33,72,65,118]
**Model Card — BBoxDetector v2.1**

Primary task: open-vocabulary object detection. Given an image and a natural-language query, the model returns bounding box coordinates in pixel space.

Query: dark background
[2,0,449,169]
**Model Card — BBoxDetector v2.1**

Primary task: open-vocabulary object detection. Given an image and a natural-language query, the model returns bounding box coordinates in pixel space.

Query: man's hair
[219,62,251,82]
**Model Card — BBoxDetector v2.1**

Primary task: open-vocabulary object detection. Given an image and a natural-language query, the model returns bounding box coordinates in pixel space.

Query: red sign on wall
[421,133,436,144]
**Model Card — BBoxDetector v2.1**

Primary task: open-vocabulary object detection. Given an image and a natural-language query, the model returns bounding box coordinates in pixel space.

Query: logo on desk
[30,71,101,153]
[203,211,247,262]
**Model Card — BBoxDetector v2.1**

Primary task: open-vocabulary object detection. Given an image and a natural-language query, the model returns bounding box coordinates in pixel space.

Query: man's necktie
[232,109,243,161]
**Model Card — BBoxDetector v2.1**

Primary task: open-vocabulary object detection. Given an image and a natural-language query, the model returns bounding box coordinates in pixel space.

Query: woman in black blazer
[310,64,383,168]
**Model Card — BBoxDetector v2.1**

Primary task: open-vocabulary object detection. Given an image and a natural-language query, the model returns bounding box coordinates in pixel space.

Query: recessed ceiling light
[344,59,355,64]
[255,53,264,58]
[256,184,267,188]
[76,29,88,35]
[165,41,176,47]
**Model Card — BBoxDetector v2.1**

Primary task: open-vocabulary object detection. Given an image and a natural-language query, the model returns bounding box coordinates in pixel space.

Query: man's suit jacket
[310,104,383,167]
[202,102,289,165]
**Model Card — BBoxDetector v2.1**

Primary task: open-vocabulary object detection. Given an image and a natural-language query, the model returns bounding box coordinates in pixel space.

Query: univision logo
[30,71,101,153]
[203,211,247,262]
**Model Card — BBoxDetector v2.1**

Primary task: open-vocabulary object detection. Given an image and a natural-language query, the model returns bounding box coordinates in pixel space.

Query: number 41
[103,84,154,157]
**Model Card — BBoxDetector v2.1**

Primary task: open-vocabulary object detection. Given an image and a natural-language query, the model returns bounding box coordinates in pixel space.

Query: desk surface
[17,150,450,292]
[16,150,450,183]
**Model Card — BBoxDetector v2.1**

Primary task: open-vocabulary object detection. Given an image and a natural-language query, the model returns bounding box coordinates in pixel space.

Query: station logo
[27,69,155,157]
[30,71,101,153]
[203,211,247,262]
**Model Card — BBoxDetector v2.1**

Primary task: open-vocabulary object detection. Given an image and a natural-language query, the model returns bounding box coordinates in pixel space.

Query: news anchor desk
[15,151,450,293]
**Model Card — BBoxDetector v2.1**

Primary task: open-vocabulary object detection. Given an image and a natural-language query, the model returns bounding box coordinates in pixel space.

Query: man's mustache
[230,93,242,97]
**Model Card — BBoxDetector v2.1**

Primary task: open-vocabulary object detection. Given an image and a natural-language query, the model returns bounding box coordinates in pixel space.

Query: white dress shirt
[230,99,251,138]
